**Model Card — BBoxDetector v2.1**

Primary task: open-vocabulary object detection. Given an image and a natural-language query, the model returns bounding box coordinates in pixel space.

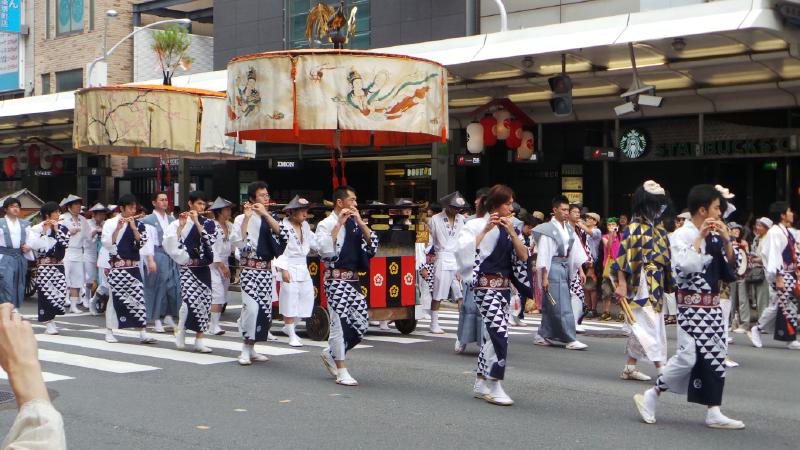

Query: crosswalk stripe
[361,335,430,344]
[0,368,74,383]
[36,335,236,365]
[81,329,307,356]
[38,349,160,374]
[216,321,374,349]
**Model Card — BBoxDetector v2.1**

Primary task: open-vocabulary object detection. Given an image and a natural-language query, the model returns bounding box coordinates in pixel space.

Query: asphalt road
[1,294,798,450]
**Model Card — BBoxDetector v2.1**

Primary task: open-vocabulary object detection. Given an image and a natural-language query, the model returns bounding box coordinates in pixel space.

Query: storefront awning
[376,0,800,122]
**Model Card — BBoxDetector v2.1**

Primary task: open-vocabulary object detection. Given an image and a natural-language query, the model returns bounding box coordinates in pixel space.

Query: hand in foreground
[0,304,49,407]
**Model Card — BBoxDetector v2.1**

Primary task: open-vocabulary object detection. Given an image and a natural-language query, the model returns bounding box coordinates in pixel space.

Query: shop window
[287,0,370,49]
[41,74,51,95]
[56,69,83,92]
[57,0,85,36]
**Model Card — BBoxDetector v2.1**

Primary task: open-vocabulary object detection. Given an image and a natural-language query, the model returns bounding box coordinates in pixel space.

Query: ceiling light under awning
[449,96,493,107]
[471,69,526,80]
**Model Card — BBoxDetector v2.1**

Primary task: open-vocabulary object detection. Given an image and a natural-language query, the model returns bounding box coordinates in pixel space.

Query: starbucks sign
[619,128,648,159]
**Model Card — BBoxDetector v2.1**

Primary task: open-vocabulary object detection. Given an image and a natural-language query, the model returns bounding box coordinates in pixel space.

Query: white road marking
[38,349,160,374]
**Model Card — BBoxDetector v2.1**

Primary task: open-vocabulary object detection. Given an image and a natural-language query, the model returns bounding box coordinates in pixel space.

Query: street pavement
[1,293,798,449]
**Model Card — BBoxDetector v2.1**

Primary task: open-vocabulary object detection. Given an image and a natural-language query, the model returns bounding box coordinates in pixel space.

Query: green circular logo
[619,128,648,159]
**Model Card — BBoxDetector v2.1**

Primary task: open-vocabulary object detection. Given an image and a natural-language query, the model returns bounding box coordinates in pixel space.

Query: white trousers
[210,264,230,306]
[64,260,85,289]
[432,266,463,302]
[279,278,314,318]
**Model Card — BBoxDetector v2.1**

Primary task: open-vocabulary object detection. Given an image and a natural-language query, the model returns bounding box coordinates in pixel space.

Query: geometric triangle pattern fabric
[179,265,212,333]
[239,268,275,342]
[108,267,148,329]
[475,287,510,380]
[678,306,727,376]
[771,272,800,341]
[324,279,369,352]
[675,267,712,292]
[36,264,68,322]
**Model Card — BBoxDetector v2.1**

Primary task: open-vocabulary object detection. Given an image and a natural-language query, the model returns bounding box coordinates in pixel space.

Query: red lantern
[3,156,17,177]
[479,114,497,147]
[27,144,41,167]
[51,155,64,175]
[506,119,523,149]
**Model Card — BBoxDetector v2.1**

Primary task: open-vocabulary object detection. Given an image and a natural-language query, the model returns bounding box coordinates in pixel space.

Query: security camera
[638,94,663,107]
[614,102,638,116]
[621,84,655,99]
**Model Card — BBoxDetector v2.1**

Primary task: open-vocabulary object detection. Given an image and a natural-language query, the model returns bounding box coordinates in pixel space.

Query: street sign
[583,146,617,161]
[455,155,481,166]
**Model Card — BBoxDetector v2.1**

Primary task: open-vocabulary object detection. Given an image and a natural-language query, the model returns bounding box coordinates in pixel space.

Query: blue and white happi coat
[164,216,219,333]
[315,213,378,361]
[101,216,149,329]
[28,223,70,322]
[231,212,285,342]
[657,221,735,406]
[457,215,532,381]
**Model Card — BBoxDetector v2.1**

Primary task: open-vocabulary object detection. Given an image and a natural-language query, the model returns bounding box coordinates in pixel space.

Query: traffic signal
[548,75,573,117]
[583,146,617,161]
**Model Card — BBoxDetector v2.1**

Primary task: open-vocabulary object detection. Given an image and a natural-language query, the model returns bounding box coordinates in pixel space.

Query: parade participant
[208,197,234,336]
[0,197,33,308]
[100,194,156,345]
[454,187,490,354]
[599,217,621,321]
[634,184,743,429]
[315,185,378,386]
[749,201,800,350]
[533,196,588,350]
[569,205,594,332]
[58,195,91,314]
[274,195,319,347]
[26,202,70,334]
[427,191,467,334]
[582,212,602,319]
[140,192,180,334]
[612,181,675,381]
[745,217,771,324]
[230,182,284,364]
[91,205,118,315]
[82,204,106,313]
[164,191,220,353]
[456,184,531,406]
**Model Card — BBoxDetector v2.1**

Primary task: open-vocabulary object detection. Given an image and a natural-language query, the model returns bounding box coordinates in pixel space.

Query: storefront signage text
[456,155,481,166]
[654,137,796,158]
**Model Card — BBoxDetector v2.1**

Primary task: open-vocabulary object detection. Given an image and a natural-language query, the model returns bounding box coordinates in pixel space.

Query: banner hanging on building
[0,31,20,92]
[0,1,21,33]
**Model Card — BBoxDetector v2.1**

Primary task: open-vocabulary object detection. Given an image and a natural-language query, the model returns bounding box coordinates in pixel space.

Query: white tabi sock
[83,287,92,308]
[430,310,438,325]
[210,312,221,330]
[177,304,188,330]
[69,296,81,313]
[241,342,251,357]
[625,364,637,372]
[140,329,149,340]
[163,315,176,328]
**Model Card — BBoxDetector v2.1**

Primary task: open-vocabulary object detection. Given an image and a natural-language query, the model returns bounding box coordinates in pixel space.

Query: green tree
[151,25,194,86]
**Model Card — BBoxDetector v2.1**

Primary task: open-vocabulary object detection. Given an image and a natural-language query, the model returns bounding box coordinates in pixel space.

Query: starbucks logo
[619,128,648,159]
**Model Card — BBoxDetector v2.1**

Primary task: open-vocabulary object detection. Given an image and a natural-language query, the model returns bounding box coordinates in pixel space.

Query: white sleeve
[163,221,191,266]
[27,225,56,253]
[212,224,227,263]
[535,236,555,272]
[762,228,785,277]
[230,215,245,250]
[139,224,156,257]
[0,399,66,450]
[101,219,118,257]
[569,238,589,275]
[315,217,336,260]
[670,229,710,274]
[455,221,479,282]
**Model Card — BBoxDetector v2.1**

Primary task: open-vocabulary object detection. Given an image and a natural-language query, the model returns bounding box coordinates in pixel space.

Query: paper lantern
[3,156,17,177]
[51,155,64,175]
[40,148,52,169]
[15,148,28,170]
[27,144,41,167]
[493,109,511,140]
[479,114,497,147]
[506,119,522,149]
[466,122,484,154]
[517,131,534,159]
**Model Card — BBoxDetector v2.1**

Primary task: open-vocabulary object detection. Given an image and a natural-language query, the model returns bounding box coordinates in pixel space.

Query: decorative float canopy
[225,50,449,147]
[73,85,254,160]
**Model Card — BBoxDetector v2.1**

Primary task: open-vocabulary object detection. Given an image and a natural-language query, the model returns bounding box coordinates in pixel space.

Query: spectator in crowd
[746,217,772,325]
[599,217,621,321]
[0,303,67,449]
[582,212,602,318]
